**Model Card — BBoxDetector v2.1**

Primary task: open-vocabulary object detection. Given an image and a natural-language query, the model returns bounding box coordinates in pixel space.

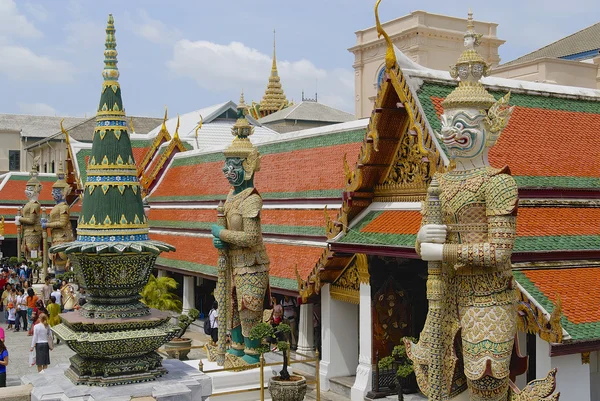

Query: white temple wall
[319,284,359,391]
[536,337,592,401]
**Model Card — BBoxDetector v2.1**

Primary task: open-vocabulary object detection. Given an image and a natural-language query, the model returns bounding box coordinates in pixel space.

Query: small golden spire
[467,8,474,31]
[272,29,277,72]
[259,30,288,117]
[239,89,246,106]
[102,14,119,82]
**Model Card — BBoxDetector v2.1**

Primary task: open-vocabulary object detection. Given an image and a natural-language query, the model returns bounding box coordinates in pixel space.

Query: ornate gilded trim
[330,254,370,304]
[516,286,563,343]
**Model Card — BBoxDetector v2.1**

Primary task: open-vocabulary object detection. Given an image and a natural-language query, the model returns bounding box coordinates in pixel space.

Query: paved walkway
[1,315,211,387]
[3,314,75,386]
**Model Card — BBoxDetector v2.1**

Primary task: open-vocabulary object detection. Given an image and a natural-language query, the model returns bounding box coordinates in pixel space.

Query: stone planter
[165,338,192,360]
[268,375,307,401]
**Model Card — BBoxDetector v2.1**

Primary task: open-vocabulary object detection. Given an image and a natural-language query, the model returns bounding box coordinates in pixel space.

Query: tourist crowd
[0,259,87,386]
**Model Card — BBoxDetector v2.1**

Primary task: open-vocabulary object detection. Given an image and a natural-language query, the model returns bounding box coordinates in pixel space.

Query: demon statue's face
[52,188,66,203]
[222,157,245,188]
[438,108,488,160]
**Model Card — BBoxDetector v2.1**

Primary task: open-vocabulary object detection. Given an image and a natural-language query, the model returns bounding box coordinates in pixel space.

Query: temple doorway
[369,256,428,364]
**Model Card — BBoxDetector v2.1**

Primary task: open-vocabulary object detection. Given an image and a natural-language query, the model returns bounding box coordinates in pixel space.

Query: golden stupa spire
[259,29,288,117]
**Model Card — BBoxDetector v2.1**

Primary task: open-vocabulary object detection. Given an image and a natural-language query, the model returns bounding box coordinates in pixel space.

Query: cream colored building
[349,10,504,118]
[491,22,600,89]
[350,12,600,119]
[0,115,84,174]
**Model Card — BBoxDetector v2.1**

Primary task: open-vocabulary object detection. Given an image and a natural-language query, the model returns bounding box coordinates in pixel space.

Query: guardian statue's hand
[211,224,224,239]
[14,216,21,226]
[213,238,227,250]
[40,218,47,229]
[417,224,447,244]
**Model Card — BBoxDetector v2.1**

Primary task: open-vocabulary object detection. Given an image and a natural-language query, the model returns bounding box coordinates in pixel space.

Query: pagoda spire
[271,29,277,72]
[67,14,172,252]
[259,29,288,117]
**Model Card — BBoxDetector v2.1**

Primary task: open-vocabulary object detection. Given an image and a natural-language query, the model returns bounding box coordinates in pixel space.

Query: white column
[297,303,314,355]
[351,283,372,401]
[157,269,166,278]
[182,275,195,314]
[319,284,359,391]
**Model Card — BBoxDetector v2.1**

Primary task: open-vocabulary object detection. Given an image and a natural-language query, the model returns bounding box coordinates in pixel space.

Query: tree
[140,274,182,312]
[250,322,292,380]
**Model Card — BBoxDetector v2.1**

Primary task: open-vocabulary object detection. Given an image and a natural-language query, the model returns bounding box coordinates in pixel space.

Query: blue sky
[1,0,598,118]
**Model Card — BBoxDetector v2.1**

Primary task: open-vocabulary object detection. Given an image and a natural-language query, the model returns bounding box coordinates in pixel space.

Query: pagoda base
[66,352,166,386]
[52,308,179,386]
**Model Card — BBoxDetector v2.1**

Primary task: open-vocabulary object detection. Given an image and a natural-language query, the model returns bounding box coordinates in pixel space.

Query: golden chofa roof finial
[102,14,119,82]
[374,0,397,70]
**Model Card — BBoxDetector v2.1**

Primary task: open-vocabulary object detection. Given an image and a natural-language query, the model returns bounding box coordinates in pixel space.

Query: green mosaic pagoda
[50,14,178,386]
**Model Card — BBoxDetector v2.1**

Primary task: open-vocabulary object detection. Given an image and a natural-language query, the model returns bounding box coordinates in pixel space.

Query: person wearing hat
[15,157,43,258]
[41,163,74,274]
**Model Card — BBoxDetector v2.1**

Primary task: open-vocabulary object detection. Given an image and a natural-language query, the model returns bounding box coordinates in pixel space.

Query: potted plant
[378,337,418,400]
[249,322,307,401]
[140,274,200,360]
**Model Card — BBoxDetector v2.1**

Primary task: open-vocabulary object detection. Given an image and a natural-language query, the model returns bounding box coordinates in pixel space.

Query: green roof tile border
[170,129,366,168]
[149,189,341,202]
[514,176,600,188]
[0,200,54,205]
[513,270,600,341]
[514,235,600,251]
[155,257,298,291]
[9,175,59,182]
[149,220,325,236]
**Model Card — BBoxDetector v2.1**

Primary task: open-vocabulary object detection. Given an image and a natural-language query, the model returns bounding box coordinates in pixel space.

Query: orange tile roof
[151,142,362,199]
[517,208,600,237]
[150,161,230,198]
[0,175,55,204]
[150,232,323,282]
[520,268,600,325]
[361,210,422,234]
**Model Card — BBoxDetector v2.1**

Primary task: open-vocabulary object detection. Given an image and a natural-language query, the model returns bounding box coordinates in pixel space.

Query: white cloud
[17,102,58,116]
[24,2,48,22]
[0,0,42,38]
[167,40,354,112]
[0,45,75,82]
[125,9,182,45]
